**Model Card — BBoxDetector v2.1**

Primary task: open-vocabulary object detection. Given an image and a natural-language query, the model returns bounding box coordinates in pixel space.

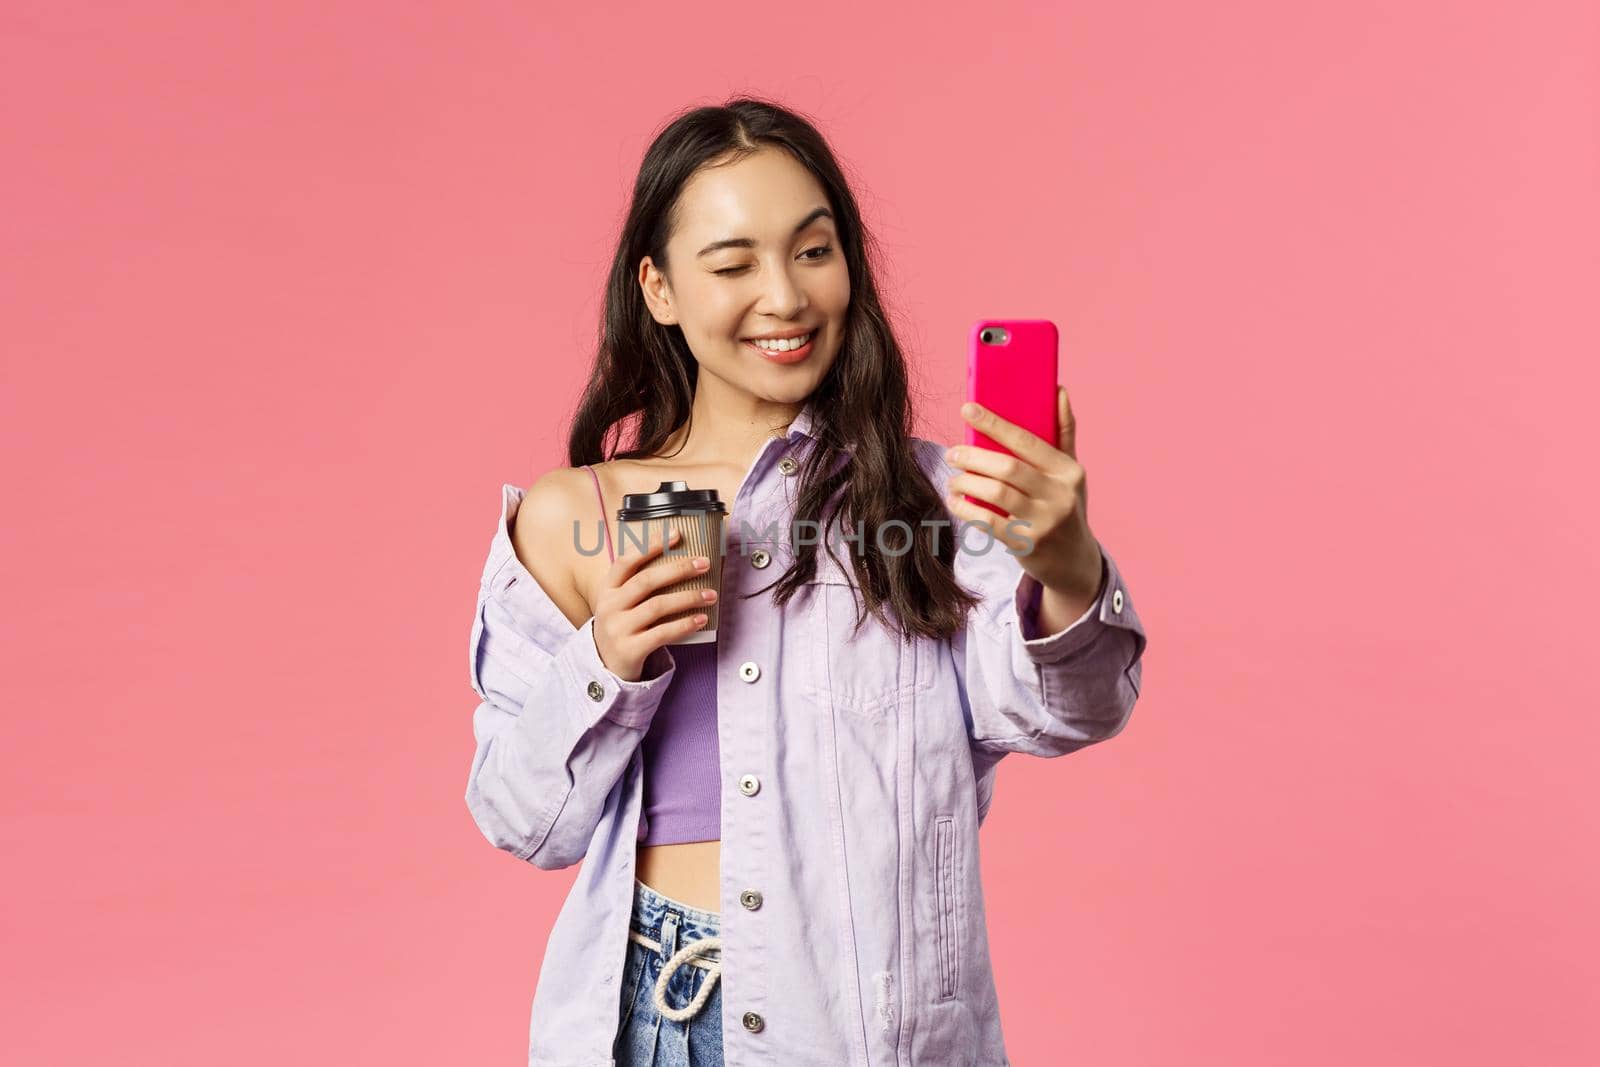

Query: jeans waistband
[630,877,721,937]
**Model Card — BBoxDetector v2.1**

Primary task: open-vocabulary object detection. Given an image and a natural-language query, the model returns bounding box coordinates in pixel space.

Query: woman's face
[641,147,851,407]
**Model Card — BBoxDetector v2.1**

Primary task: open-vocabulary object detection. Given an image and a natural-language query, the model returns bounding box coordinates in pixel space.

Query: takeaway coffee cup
[615,481,727,645]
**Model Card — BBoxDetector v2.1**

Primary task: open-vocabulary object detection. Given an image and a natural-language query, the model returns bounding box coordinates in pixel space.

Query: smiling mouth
[743,330,817,363]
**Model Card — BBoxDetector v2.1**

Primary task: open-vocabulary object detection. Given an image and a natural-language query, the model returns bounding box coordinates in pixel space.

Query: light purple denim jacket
[464,401,1148,1066]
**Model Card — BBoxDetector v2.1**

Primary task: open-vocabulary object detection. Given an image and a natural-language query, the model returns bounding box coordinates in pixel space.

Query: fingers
[943,444,1049,500]
[943,491,1037,556]
[608,526,712,609]
[607,523,683,591]
[594,525,716,676]
[640,611,711,646]
[636,586,716,635]
[947,470,1030,518]
[959,401,1067,473]
[624,551,711,611]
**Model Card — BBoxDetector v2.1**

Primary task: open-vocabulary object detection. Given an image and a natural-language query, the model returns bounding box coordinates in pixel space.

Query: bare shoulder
[511,467,597,630]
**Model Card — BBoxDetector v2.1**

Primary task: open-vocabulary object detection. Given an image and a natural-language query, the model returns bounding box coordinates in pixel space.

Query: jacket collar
[786,397,816,442]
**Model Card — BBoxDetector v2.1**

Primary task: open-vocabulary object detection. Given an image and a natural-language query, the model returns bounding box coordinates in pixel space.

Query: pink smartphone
[963,318,1059,517]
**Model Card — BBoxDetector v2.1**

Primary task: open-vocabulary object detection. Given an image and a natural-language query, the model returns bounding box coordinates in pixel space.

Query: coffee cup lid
[617,481,727,522]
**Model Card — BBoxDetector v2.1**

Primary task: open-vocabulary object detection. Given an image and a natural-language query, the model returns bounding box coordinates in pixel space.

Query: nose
[755,262,809,320]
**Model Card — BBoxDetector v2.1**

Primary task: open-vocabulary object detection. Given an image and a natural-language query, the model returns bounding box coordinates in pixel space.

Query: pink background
[4,2,1596,1063]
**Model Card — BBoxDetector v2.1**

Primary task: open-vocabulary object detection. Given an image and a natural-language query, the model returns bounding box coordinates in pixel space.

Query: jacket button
[739,889,763,910]
[1112,588,1124,614]
[586,680,605,701]
[738,661,761,683]
[738,774,760,796]
[777,456,798,476]
[742,1010,765,1032]
[750,549,771,569]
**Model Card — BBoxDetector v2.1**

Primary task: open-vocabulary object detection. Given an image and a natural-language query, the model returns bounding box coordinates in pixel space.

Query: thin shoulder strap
[581,464,616,563]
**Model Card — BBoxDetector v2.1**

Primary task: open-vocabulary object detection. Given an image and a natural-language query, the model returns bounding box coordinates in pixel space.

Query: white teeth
[749,332,813,351]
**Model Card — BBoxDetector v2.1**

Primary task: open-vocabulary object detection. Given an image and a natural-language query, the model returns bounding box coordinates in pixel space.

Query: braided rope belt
[627,927,723,1022]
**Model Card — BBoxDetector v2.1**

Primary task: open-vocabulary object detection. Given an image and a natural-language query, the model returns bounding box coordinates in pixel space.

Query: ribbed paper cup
[615,482,726,645]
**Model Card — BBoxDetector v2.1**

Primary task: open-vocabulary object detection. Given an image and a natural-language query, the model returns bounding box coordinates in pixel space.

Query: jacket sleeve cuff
[1012,545,1142,665]
[553,616,677,730]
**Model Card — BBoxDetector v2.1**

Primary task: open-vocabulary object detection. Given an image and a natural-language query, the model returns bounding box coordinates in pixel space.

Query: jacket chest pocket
[801,549,917,717]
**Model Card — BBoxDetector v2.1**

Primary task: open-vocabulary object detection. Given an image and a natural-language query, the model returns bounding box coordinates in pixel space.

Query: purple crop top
[582,464,721,845]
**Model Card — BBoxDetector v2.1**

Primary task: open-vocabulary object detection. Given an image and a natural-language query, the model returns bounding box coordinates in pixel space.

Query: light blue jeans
[613,878,724,1067]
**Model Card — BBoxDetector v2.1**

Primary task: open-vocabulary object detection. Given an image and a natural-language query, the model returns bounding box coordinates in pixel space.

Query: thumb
[1057,385,1077,460]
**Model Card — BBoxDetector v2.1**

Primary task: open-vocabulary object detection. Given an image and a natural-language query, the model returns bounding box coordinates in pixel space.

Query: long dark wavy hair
[566,95,980,643]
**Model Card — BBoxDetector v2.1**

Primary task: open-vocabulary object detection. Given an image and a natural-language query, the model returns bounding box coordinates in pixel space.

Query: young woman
[465,97,1148,1067]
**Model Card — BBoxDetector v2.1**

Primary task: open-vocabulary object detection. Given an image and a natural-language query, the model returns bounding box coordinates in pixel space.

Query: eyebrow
[696,207,835,258]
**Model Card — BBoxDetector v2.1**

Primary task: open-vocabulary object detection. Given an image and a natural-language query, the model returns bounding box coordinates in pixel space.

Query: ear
[638,256,678,326]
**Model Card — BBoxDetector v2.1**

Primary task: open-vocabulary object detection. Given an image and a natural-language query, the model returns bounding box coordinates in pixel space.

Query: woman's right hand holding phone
[590,527,716,682]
